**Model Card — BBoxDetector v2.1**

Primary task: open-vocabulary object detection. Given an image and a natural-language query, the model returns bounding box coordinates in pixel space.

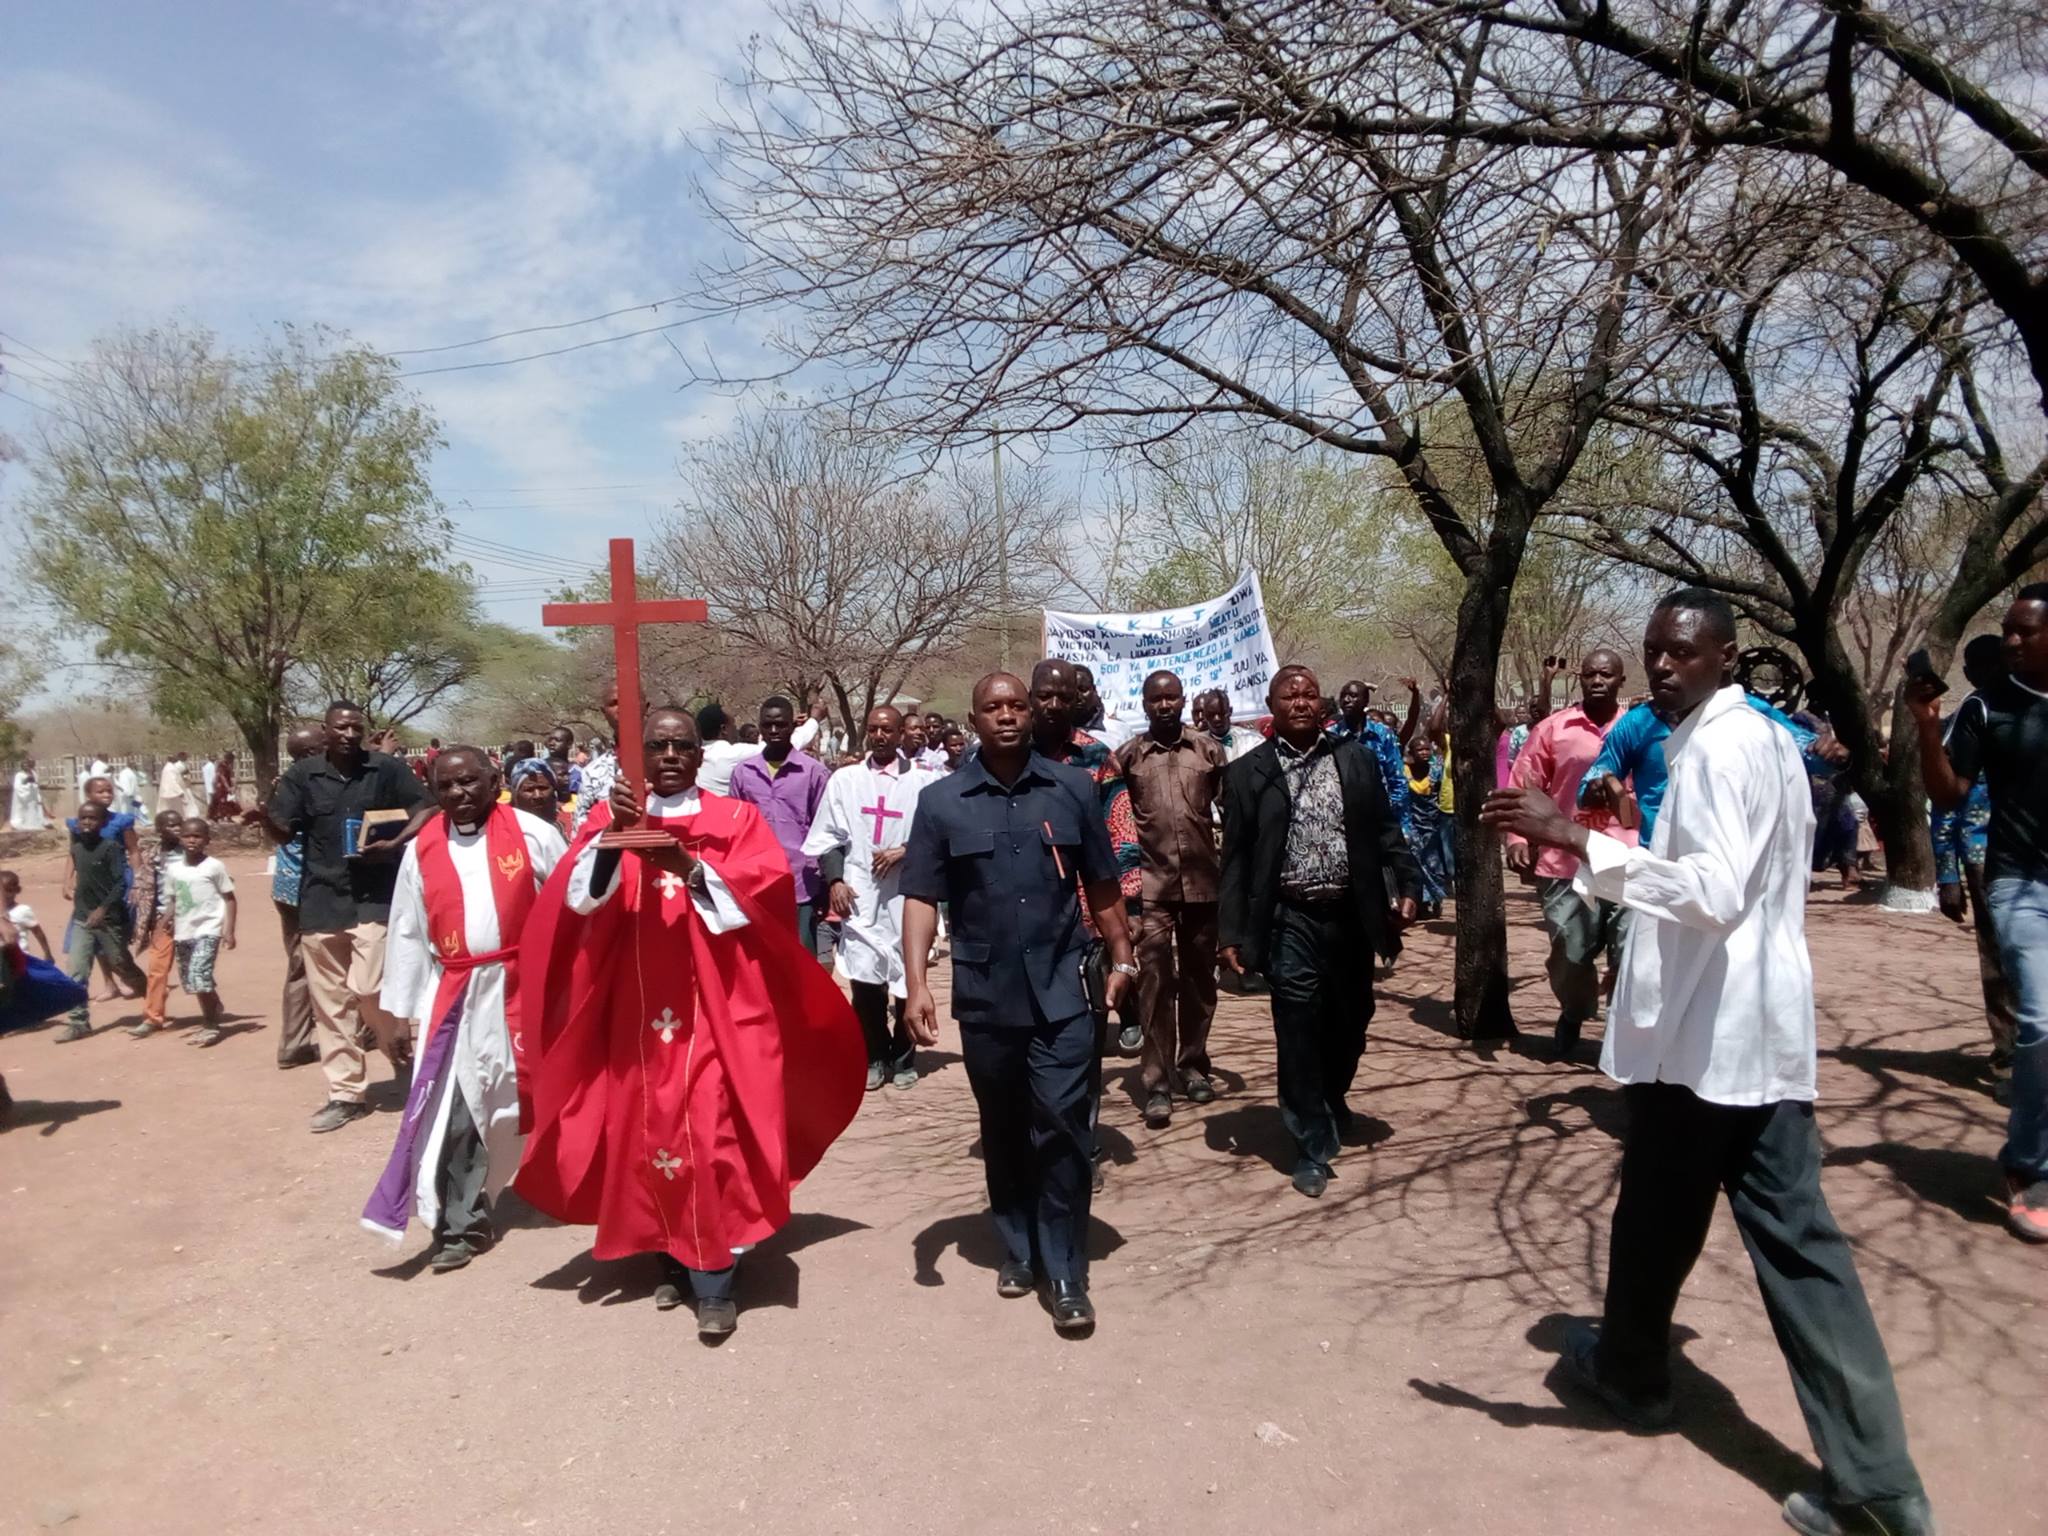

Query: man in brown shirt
[1110,669,1228,1128]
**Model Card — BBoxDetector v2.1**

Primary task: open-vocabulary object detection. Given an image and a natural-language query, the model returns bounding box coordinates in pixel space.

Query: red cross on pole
[542,538,708,847]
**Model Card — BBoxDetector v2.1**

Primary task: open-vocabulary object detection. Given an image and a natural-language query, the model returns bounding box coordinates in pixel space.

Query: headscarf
[509,757,556,792]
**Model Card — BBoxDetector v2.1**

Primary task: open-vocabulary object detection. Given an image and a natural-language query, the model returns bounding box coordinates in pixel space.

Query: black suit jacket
[1217,737,1422,973]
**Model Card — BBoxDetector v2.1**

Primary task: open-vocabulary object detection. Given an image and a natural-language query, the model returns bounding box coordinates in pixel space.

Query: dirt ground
[1,845,2037,1536]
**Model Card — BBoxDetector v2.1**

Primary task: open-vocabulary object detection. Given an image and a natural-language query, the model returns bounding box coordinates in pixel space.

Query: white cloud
[1,5,802,517]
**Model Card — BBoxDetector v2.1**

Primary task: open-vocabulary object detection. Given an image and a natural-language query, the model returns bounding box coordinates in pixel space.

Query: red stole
[415,805,541,1116]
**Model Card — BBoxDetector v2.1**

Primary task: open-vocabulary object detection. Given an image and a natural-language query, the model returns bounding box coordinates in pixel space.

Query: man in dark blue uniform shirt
[902,672,1137,1337]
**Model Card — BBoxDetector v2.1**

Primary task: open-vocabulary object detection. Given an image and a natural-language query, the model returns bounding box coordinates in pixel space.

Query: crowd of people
[5,584,2043,1536]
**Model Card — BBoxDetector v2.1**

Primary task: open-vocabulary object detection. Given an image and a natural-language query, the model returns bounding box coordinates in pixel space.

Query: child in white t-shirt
[0,869,53,961]
[166,819,237,1046]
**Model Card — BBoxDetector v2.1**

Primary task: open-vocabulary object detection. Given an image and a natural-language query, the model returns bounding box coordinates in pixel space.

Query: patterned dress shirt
[1276,735,1351,899]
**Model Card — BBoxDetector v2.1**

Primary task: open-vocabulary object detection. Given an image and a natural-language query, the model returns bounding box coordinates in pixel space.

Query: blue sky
[1,0,786,673]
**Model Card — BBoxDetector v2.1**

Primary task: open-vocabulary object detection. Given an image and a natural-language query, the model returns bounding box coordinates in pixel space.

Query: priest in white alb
[802,703,933,1091]
[361,746,566,1271]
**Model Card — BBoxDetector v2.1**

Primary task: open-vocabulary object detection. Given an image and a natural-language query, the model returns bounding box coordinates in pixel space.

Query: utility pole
[993,432,1010,672]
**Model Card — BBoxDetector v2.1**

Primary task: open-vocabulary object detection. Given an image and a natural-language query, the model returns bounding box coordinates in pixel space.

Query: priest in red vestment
[515,704,866,1337]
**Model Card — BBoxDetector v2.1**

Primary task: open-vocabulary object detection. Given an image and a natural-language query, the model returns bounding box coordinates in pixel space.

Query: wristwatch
[1111,962,1140,978]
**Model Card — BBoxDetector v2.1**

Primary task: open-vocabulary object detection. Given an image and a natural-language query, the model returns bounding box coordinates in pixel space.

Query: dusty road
[1,846,2037,1535]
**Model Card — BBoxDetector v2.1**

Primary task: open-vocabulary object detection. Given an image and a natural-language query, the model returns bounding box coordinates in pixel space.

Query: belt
[1278,888,1348,907]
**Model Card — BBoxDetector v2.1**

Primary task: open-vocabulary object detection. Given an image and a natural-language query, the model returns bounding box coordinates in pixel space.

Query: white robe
[563,787,751,932]
[159,761,201,819]
[10,771,45,830]
[801,755,930,995]
[378,809,568,1237]
[114,765,144,816]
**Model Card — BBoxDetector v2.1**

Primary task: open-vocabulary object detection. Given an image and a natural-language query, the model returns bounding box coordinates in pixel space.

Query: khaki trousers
[1133,900,1219,1097]
[301,922,407,1103]
[275,902,317,1063]
[142,926,176,1025]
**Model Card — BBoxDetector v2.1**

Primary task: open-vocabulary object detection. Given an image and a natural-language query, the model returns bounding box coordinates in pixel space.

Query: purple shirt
[729,749,831,905]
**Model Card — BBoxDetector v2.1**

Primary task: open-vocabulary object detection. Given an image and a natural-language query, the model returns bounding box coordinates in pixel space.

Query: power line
[384,296,693,357]
[438,482,668,494]
[397,315,710,378]
[0,330,75,367]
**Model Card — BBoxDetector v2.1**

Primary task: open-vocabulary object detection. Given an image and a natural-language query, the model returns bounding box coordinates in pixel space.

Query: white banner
[1042,572,1278,740]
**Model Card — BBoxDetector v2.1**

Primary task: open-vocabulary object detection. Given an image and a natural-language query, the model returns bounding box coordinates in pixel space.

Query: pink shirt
[1509,704,1638,880]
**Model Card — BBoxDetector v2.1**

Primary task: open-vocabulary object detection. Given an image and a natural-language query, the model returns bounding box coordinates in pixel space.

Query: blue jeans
[1986,876,2048,1182]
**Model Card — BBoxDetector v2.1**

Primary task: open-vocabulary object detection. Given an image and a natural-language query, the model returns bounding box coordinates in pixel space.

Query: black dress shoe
[1544,1015,1585,1062]
[1780,1488,1936,1536]
[996,1260,1035,1298]
[1050,1280,1095,1337]
[696,1297,738,1338]
[1291,1160,1330,1199]
[1183,1074,1216,1104]
[1560,1322,1674,1430]
[1142,1091,1171,1129]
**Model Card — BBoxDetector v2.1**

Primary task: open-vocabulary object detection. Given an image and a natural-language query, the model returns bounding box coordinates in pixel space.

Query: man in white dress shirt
[694,702,763,796]
[1483,588,1931,1536]
[362,748,567,1270]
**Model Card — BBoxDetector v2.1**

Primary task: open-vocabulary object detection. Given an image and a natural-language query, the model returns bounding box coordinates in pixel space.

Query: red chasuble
[513,793,865,1270]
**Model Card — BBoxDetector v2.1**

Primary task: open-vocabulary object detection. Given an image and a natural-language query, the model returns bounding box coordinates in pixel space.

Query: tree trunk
[237,705,282,792]
[1448,561,1517,1039]
[1867,692,1936,909]
[1798,618,1941,914]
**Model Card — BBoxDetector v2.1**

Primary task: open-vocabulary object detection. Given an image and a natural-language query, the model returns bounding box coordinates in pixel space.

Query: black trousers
[433,1089,492,1248]
[960,1004,1098,1285]
[1600,1084,1923,1506]
[850,979,913,1071]
[658,1253,737,1301]
[1264,897,1375,1167]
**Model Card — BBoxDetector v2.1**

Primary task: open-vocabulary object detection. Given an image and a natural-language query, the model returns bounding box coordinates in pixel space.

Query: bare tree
[706,0,1681,1035]
[650,406,1066,738]
[1066,428,1398,655]
[1335,0,2048,414]
[1575,181,2047,904]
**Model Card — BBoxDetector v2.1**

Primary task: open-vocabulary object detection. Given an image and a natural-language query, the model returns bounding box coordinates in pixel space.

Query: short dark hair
[1268,663,1319,694]
[326,699,364,717]
[649,703,700,737]
[431,744,491,785]
[1651,587,1738,645]
[2016,581,2048,607]
[695,703,729,739]
[760,695,795,717]
[1962,634,2005,669]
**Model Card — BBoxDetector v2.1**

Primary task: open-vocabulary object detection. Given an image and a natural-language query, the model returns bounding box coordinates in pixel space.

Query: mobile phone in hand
[1904,648,1949,697]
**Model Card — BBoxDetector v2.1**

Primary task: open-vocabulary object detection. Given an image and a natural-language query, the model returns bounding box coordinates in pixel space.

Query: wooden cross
[542,537,708,847]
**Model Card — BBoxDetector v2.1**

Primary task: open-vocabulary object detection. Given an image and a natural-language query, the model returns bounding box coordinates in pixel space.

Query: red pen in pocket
[1043,821,1066,879]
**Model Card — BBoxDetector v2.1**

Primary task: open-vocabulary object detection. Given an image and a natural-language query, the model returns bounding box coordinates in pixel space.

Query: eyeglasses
[643,737,702,754]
